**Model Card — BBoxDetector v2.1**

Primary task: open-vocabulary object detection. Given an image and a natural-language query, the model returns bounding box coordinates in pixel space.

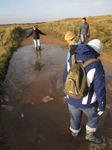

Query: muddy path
[0,43,112,150]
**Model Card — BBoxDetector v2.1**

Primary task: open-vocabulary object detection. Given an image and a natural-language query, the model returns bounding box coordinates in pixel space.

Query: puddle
[3,44,67,104]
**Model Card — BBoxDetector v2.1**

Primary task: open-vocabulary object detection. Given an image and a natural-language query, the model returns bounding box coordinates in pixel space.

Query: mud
[0,44,112,150]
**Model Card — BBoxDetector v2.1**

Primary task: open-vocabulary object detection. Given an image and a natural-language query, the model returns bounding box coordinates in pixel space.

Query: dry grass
[39,15,112,54]
[0,25,23,92]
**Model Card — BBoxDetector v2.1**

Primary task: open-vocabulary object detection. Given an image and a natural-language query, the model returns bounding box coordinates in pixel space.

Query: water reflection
[34,48,44,71]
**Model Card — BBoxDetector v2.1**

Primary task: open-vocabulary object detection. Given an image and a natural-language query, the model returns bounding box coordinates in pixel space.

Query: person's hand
[97,108,104,116]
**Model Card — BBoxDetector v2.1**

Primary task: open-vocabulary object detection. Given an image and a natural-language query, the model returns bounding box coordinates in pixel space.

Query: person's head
[88,39,103,56]
[82,17,86,24]
[64,31,76,45]
[33,25,36,30]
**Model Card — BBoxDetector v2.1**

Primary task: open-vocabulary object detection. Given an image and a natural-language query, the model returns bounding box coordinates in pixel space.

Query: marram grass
[0,25,23,93]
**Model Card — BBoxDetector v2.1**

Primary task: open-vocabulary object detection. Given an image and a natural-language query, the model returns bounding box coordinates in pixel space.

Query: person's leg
[68,104,82,136]
[81,34,86,43]
[83,106,102,143]
[33,39,37,48]
[83,106,99,131]
[84,35,87,43]
[81,34,84,43]
[37,39,41,50]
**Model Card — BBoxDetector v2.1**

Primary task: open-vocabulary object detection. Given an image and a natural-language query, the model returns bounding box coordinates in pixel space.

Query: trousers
[33,39,41,48]
[81,34,86,43]
[68,104,99,133]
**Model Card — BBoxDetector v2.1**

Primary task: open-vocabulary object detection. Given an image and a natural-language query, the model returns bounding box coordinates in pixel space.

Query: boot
[71,132,79,137]
[85,131,102,144]
[70,127,81,137]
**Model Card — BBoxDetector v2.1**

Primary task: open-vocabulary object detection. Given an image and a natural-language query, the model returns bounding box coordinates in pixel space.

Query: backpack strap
[71,54,76,65]
[83,58,100,68]
[70,45,78,66]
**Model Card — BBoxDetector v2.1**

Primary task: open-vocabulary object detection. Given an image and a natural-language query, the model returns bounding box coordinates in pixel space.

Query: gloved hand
[87,35,90,37]
[97,108,104,116]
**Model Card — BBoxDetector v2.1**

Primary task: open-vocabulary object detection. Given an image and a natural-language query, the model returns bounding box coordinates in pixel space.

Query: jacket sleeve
[87,24,89,36]
[63,64,67,86]
[94,62,106,111]
[78,24,82,36]
[38,29,47,35]
[67,49,70,62]
[26,30,33,38]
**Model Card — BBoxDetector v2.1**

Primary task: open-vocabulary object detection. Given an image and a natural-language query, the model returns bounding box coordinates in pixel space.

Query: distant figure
[26,25,47,50]
[78,17,89,43]
[63,38,106,144]
[64,31,81,62]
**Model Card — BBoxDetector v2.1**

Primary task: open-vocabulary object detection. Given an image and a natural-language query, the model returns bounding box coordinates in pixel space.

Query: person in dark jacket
[63,38,106,144]
[78,17,89,43]
[26,25,47,50]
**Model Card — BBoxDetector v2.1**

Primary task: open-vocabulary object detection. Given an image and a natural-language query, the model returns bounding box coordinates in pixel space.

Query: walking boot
[85,131,102,144]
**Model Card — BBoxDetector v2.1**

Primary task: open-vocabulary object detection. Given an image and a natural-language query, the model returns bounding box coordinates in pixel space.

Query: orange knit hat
[64,31,75,41]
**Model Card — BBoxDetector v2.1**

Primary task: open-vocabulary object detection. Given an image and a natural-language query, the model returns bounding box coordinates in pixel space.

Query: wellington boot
[85,132,102,144]
[71,132,79,137]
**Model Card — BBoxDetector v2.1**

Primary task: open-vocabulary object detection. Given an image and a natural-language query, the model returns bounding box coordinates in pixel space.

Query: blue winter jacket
[63,44,106,111]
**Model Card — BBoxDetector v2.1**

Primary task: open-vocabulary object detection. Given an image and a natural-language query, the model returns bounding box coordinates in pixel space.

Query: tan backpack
[64,54,99,99]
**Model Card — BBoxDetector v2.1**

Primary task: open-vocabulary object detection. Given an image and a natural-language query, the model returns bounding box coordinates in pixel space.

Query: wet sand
[0,43,112,150]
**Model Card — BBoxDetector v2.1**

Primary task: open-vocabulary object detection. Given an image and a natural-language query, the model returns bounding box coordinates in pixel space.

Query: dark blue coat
[63,44,106,111]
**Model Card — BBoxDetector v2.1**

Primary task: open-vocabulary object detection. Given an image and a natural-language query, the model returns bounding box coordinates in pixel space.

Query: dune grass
[39,15,112,54]
[0,25,24,93]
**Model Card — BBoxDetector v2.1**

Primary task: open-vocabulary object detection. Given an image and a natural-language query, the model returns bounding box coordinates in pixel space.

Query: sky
[0,0,112,24]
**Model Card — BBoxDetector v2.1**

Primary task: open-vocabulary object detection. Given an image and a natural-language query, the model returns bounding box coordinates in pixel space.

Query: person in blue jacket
[64,31,81,62]
[63,38,106,144]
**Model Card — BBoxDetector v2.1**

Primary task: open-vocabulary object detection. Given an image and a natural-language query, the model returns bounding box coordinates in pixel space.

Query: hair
[82,17,86,21]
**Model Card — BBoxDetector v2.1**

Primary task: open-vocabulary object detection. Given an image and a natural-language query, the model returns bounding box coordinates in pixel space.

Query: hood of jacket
[74,43,99,62]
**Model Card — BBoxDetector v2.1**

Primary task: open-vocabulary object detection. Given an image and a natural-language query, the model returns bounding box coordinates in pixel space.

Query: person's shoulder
[86,22,89,26]
[92,59,104,71]
[80,23,83,26]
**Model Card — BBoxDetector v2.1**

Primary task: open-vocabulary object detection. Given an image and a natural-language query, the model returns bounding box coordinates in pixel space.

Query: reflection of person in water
[34,49,44,71]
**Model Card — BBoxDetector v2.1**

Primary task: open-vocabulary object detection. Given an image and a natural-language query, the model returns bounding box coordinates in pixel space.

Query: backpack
[64,48,99,99]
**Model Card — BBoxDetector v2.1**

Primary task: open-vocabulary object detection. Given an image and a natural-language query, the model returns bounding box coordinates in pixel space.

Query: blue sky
[0,0,112,24]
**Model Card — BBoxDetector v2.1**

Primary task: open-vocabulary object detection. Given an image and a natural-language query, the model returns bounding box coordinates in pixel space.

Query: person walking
[78,17,89,43]
[26,25,47,50]
[63,38,106,144]
[64,31,81,62]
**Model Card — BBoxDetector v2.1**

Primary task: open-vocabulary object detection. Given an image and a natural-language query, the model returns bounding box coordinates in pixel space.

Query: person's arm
[63,64,67,86]
[26,30,33,39]
[38,29,47,36]
[78,24,82,37]
[94,62,106,112]
[87,24,89,36]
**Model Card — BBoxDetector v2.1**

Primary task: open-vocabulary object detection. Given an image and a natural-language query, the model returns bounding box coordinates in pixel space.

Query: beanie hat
[87,39,103,54]
[65,31,75,41]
